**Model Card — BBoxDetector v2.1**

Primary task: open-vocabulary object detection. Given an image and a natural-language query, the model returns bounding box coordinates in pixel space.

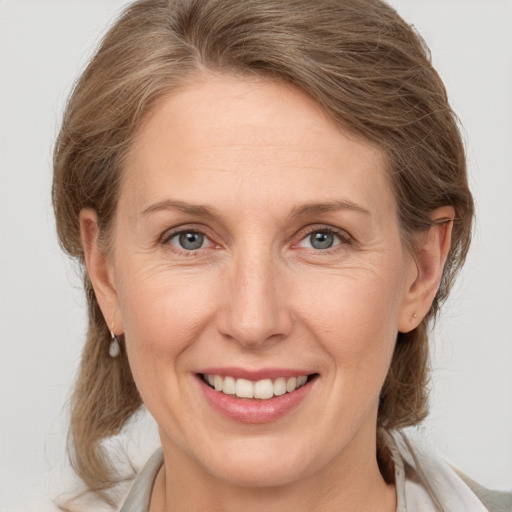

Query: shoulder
[385,428,512,512]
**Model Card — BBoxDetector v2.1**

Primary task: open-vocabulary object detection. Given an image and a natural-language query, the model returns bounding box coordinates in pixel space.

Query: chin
[191,430,329,489]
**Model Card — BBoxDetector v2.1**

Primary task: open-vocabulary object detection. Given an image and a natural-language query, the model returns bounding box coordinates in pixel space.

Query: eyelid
[292,224,353,249]
[159,224,219,250]
[158,223,353,252]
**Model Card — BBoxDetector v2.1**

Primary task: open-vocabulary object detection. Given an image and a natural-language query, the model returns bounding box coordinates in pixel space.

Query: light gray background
[1,1,511,511]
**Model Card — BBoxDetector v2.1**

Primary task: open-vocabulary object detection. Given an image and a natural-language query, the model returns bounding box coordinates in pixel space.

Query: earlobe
[79,208,123,333]
[398,206,455,333]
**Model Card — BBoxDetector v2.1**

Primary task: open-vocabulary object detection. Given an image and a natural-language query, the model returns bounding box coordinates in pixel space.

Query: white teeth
[223,376,236,395]
[297,375,307,387]
[214,375,223,392]
[235,378,254,398]
[254,379,274,399]
[286,377,297,392]
[203,374,311,399]
[273,377,287,396]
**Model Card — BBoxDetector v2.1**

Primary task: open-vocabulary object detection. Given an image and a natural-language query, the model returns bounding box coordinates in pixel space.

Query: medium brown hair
[53,0,473,499]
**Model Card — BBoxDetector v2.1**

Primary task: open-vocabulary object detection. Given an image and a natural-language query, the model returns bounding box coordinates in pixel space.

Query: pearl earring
[109,327,121,358]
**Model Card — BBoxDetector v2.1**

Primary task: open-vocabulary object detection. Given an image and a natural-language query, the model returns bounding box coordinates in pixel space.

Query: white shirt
[386,429,489,511]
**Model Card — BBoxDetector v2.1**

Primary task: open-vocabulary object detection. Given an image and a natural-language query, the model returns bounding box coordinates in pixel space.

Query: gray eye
[178,232,205,250]
[309,231,335,249]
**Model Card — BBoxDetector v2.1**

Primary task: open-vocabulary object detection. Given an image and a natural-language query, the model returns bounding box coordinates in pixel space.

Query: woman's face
[104,75,419,486]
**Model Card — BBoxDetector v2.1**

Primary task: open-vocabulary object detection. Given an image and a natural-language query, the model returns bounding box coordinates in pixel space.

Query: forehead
[122,74,395,220]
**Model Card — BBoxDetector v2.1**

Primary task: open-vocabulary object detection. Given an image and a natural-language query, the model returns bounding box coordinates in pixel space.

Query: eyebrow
[142,200,219,218]
[141,198,370,219]
[289,200,371,218]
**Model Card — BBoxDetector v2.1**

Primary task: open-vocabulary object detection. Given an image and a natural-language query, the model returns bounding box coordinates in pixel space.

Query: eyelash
[159,224,353,255]
[293,225,352,253]
[160,225,218,255]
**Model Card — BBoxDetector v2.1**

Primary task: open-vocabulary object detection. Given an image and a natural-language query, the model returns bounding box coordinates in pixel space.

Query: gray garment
[119,448,163,512]
[455,471,512,512]
[118,432,511,512]
[385,429,511,512]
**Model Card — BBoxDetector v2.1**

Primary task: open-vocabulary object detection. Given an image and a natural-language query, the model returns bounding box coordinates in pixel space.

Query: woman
[51,0,511,511]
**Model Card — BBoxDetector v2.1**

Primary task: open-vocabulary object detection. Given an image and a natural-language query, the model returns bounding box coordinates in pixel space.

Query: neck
[149,429,396,512]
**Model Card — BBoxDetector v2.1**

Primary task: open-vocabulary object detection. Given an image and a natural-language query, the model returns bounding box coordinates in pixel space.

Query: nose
[216,249,293,349]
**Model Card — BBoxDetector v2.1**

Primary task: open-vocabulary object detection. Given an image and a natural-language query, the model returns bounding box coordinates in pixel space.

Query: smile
[198,371,318,423]
[201,374,310,400]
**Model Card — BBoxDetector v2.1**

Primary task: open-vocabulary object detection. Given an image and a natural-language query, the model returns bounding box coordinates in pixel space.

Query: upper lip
[196,367,316,381]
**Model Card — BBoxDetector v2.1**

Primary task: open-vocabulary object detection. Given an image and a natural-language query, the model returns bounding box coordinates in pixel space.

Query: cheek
[115,268,222,424]
[116,267,217,369]
[295,264,405,371]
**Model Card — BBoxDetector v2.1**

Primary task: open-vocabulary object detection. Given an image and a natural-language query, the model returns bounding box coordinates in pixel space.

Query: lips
[196,368,318,423]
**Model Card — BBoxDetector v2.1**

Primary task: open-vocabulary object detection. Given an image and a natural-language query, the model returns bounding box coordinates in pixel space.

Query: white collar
[386,429,489,512]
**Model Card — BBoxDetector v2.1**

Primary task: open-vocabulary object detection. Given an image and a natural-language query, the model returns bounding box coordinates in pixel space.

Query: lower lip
[198,376,315,424]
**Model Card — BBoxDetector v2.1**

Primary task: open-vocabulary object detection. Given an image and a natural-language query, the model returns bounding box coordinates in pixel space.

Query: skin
[81,74,453,512]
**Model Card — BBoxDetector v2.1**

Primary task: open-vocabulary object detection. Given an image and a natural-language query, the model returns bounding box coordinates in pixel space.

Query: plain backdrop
[1,1,511,511]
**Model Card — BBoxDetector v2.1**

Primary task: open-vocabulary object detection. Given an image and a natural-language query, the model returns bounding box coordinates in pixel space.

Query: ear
[398,206,455,333]
[79,208,123,335]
